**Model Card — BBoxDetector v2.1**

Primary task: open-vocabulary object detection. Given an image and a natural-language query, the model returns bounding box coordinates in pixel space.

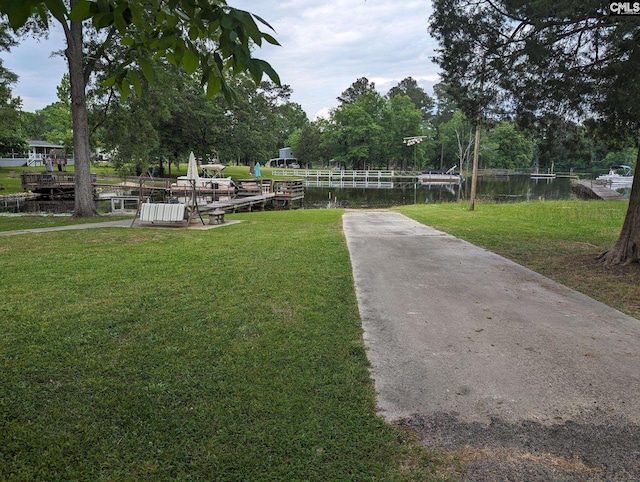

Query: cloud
[232,0,440,118]
[1,0,442,118]
[2,27,68,112]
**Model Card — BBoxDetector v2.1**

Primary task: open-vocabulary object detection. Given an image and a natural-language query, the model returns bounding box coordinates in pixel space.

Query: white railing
[304,180,396,189]
[272,169,402,179]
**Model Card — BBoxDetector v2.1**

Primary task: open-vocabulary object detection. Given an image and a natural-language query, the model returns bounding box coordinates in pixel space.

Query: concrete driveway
[343,211,640,479]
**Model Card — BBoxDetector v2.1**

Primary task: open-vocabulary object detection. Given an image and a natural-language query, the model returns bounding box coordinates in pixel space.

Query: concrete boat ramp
[344,211,640,480]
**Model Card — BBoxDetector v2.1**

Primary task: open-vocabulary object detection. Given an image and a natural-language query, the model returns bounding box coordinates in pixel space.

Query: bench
[208,209,225,225]
[139,203,186,225]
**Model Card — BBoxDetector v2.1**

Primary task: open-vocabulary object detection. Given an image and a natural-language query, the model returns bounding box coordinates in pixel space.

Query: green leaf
[3,2,35,29]
[138,57,154,84]
[118,79,131,102]
[166,51,176,67]
[237,12,262,44]
[69,0,92,21]
[257,59,281,85]
[262,33,280,46]
[96,0,111,14]
[206,75,221,99]
[252,13,277,32]
[183,48,199,75]
[92,12,114,29]
[221,14,235,31]
[44,0,67,23]
[128,70,142,98]
[111,3,133,33]
[102,75,116,88]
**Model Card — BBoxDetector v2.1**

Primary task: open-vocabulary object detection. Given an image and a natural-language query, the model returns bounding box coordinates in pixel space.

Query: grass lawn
[0,210,454,481]
[3,200,639,480]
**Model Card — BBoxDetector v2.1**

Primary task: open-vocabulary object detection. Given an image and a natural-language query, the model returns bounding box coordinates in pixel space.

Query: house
[0,140,74,168]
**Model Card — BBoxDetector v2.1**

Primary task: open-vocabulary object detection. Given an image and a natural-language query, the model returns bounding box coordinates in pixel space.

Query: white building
[0,140,73,167]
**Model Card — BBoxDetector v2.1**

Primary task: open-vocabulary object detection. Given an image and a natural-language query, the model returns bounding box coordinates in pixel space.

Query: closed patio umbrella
[186,151,199,180]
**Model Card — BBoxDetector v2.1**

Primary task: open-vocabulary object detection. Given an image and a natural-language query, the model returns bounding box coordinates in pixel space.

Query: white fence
[272,169,420,180]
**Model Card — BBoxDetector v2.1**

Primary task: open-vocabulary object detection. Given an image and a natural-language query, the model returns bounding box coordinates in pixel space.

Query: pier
[200,179,305,212]
[21,172,84,198]
[272,169,421,181]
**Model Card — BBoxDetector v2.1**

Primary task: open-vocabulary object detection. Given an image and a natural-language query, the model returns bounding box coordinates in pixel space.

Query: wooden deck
[273,179,304,208]
[572,180,627,201]
[21,172,84,198]
[219,178,305,210]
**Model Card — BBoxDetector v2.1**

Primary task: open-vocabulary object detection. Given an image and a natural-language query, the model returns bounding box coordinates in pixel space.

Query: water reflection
[304,175,576,209]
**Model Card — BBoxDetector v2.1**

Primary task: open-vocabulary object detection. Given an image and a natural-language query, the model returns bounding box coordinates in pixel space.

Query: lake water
[0,175,620,214]
[303,175,577,209]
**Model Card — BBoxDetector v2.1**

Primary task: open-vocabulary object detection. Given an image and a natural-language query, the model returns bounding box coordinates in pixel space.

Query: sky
[1,0,440,121]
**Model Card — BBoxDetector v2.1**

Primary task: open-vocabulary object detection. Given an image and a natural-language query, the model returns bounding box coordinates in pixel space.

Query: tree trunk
[65,7,97,217]
[469,110,481,211]
[600,146,640,266]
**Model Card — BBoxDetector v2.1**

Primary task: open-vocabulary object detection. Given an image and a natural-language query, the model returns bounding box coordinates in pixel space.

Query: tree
[0,24,27,156]
[287,122,325,168]
[493,1,640,265]
[337,77,376,105]
[382,95,425,170]
[532,116,597,172]
[386,77,434,121]
[37,75,73,150]
[429,0,509,210]
[2,1,279,217]
[431,82,460,168]
[430,0,640,265]
[329,102,381,170]
[257,81,308,152]
[483,121,534,170]
[440,110,475,171]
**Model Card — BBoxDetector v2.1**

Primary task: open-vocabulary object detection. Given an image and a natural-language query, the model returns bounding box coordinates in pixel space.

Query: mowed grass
[4,200,638,480]
[398,200,640,319]
[0,210,454,481]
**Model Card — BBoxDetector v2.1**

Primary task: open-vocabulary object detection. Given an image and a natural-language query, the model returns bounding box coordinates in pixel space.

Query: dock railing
[272,169,410,180]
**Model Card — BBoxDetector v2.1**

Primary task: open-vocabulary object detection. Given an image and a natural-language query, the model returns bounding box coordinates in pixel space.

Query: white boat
[170,154,236,197]
[171,176,235,191]
[596,165,633,184]
[418,165,464,184]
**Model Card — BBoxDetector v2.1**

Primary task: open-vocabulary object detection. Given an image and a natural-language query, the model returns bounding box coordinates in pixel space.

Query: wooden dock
[21,171,83,198]
[572,180,627,201]
[198,179,305,213]
[201,193,276,213]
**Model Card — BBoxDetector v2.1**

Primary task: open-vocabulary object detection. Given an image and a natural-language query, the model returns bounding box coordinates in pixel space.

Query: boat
[596,165,634,185]
[170,175,235,198]
[418,165,464,184]
[169,155,235,200]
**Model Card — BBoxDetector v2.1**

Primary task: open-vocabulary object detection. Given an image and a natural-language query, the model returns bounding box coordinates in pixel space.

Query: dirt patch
[402,412,640,481]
